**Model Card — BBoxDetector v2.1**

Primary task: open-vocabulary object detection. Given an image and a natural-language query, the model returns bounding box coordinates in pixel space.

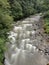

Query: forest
[0,0,49,65]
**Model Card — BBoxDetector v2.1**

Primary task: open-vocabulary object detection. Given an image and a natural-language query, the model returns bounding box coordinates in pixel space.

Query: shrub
[44,18,49,34]
[9,0,23,20]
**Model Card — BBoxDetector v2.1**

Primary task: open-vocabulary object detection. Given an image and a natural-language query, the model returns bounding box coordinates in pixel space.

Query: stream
[4,14,49,65]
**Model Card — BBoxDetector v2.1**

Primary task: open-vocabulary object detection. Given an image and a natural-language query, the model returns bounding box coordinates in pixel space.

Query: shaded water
[5,14,48,65]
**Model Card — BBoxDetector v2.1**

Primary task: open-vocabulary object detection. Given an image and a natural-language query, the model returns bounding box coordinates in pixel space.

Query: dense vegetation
[0,0,13,64]
[0,0,49,65]
[44,11,49,34]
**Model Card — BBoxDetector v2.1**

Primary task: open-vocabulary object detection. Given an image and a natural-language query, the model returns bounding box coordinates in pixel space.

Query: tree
[18,0,36,16]
[0,0,13,64]
[9,0,23,20]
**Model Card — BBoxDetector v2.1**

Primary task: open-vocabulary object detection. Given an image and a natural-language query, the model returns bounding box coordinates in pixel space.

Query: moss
[0,62,3,65]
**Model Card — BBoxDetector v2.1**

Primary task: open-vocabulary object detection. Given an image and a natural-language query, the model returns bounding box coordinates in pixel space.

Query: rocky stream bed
[4,14,49,65]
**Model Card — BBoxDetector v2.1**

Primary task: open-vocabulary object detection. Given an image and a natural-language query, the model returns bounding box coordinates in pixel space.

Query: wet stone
[5,14,49,65]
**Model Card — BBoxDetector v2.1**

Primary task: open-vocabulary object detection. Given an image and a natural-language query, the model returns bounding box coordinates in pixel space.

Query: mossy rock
[0,62,3,65]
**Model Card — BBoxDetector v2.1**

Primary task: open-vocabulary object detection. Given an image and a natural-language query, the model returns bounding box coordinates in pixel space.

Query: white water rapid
[4,14,48,65]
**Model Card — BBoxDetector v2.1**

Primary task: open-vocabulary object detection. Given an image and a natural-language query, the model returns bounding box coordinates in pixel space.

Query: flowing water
[5,14,49,65]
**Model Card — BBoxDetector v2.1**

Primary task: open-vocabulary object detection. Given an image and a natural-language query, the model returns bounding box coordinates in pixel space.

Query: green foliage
[44,11,49,18]
[9,0,36,19]
[0,0,13,64]
[19,0,36,16]
[0,38,5,62]
[9,0,23,20]
[42,0,49,34]
[33,0,44,12]
[0,0,13,37]
[44,18,49,34]
[0,62,3,65]
[8,0,49,19]
[43,0,49,11]
[0,0,49,64]
[0,0,11,14]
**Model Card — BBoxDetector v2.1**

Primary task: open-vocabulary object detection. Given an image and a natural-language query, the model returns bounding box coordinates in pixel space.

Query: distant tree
[9,0,23,20]
[18,0,36,16]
